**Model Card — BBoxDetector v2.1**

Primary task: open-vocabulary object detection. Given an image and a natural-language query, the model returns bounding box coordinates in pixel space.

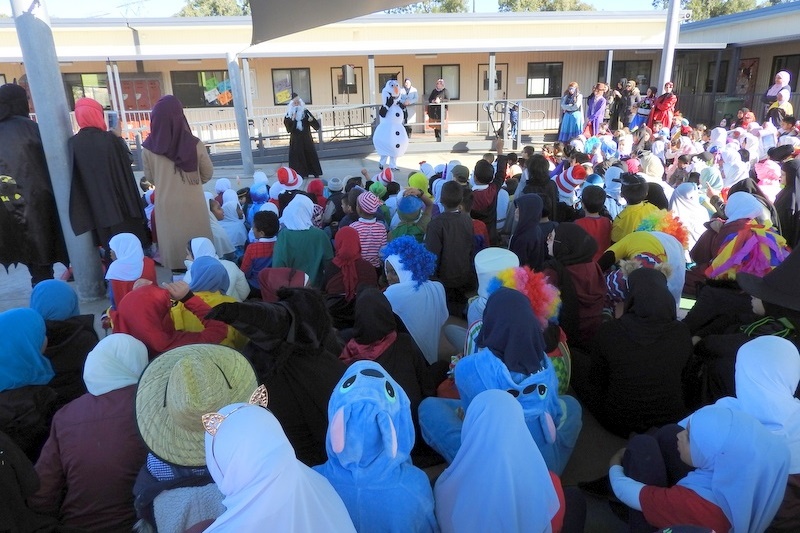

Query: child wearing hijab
[106,232,158,309]
[323,226,379,329]
[203,193,236,262]
[542,222,605,352]
[708,337,800,531]
[184,236,249,302]
[196,402,354,532]
[576,268,692,438]
[314,361,437,533]
[775,159,800,248]
[29,334,149,531]
[0,308,57,459]
[669,182,710,256]
[509,193,547,270]
[110,281,227,359]
[273,194,334,287]
[218,200,247,260]
[435,390,569,533]
[383,237,448,365]
[172,256,247,350]
[609,405,790,533]
[420,288,582,475]
[30,280,98,406]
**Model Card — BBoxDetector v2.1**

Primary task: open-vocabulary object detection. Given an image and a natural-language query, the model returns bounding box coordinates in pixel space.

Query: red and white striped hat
[373,168,393,185]
[276,166,302,190]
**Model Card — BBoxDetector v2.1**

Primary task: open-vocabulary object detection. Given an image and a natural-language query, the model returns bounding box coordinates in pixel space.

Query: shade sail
[249,0,413,44]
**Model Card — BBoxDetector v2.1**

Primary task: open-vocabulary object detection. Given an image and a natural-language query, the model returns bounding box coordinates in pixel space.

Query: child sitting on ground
[575,185,612,262]
[240,211,280,293]
[389,189,433,243]
[350,191,388,272]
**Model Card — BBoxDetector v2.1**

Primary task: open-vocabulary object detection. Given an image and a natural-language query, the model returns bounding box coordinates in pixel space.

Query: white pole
[605,49,614,86]
[10,0,104,300]
[227,52,255,177]
[242,57,254,120]
[112,63,128,135]
[658,0,681,90]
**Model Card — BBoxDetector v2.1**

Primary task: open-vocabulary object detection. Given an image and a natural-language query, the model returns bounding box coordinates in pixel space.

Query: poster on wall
[736,58,759,109]
[274,76,292,104]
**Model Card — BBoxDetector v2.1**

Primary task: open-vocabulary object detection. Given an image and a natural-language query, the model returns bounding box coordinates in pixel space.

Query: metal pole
[226,52,254,177]
[105,62,119,114]
[368,55,376,117]
[605,49,614,85]
[10,0,104,300]
[657,0,681,90]
[242,57,254,119]
[112,63,128,135]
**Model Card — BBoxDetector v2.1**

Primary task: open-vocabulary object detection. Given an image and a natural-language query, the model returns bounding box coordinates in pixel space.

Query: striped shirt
[351,218,388,268]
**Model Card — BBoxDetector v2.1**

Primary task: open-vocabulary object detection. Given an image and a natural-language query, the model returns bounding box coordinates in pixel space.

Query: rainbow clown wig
[380,236,437,288]
[636,211,690,249]
[706,221,790,281]
[486,266,561,328]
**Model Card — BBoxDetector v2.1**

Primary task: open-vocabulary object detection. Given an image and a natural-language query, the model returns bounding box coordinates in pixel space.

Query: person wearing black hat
[610,172,661,243]
[690,247,800,406]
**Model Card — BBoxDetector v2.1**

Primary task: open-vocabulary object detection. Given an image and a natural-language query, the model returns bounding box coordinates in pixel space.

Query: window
[271,68,311,105]
[423,65,460,100]
[597,60,652,94]
[705,60,729,93]
[170,70,232,108]
[63,73,111,110]
[526,62,562,98]
[772,55,800,92]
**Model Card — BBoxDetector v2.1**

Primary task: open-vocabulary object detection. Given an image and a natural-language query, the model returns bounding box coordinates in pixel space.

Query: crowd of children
[3,75,800,533]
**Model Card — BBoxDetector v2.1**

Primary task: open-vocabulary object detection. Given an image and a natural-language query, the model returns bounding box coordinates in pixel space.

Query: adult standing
[585,83,607,137]
[623,79,641,128]
[427,78,449,141]
[69,97,148,255]
[142,95,213,272]
[647,81,677,131]
[284,93,323,178]
[608,79,626,131]
[558,82,583,142]
[400,78,419,136]
[0,84,68,285]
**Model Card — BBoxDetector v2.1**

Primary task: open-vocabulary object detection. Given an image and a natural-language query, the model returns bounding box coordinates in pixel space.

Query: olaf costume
[373,79,410,171]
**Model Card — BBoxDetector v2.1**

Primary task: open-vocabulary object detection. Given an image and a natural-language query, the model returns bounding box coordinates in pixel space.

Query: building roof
[678,2,800,47]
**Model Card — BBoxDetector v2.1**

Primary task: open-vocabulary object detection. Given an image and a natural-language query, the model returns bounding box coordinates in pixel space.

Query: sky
[0,0,659,18]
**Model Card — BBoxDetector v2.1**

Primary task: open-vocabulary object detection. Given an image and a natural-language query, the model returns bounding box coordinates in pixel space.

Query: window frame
[771,55,800,92]
[597,60,652,94]
[271,68,312,105]
[423,64,460,100]
[526,62,563,98]
[169,70,234,108]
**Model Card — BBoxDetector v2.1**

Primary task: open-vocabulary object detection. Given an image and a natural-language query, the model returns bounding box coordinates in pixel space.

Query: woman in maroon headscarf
[69,97,148,256]
[323,226,378,328]
[142,95,213,272]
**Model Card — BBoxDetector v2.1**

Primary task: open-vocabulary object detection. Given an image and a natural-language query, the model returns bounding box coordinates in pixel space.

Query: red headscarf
[74,97,107,130]
[332,226,362,302]
[307,178,327,209]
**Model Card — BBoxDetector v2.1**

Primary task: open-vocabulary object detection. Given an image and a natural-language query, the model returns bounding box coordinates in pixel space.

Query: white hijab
[280,194,314,231]
[767,70,791,97]
[715,336,800,474]
[222,189,239,206]
[435,389,558,533]
[669,183,709,250]
[105,233,145,281]
[724,192,764,223]
[383,254,448,365]
[204,403,355,533]
[219,201,247,248]
[83,334,148,396]
[721,146,749,188]
[191,237,218,259]
[214,178,231,195]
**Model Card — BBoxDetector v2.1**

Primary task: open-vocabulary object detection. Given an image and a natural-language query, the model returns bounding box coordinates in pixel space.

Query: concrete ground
[1,142,629,532]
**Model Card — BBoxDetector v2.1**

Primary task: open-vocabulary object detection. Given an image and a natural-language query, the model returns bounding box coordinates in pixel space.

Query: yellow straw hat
[135,344,257,467]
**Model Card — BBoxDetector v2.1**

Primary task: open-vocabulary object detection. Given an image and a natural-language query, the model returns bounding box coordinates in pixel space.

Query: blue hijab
[678,405,790,533]
[0,308,54,392]
[476,287,546,374]
[29,279,81,321]
[314,360,437,533]
[188,256,230,293]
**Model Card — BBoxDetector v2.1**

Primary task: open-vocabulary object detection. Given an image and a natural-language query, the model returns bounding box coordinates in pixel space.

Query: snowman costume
[373,79,409,170]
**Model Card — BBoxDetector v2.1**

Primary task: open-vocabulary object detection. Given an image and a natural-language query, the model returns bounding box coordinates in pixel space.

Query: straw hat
[135,344,258,467]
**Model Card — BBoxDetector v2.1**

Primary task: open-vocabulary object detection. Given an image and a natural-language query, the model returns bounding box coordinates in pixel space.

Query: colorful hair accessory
[202,385,270,437]
[486,266,561,327]
[706,222,790,280]
[636,211,690,249]
[380,236,436,287]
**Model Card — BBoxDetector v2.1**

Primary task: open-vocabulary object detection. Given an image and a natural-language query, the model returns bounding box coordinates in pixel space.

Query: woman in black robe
[283,94,323,178]
[68,97,148,255]
[775,159,800,248]
[0,84,68,285]
[509,193,546,270]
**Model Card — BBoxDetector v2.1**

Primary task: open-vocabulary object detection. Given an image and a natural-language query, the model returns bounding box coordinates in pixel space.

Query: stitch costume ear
[377,411,398,459]
[331,407,346,454]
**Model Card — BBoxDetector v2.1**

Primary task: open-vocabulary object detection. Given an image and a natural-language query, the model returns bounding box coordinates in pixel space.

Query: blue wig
[380,236,436,287]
